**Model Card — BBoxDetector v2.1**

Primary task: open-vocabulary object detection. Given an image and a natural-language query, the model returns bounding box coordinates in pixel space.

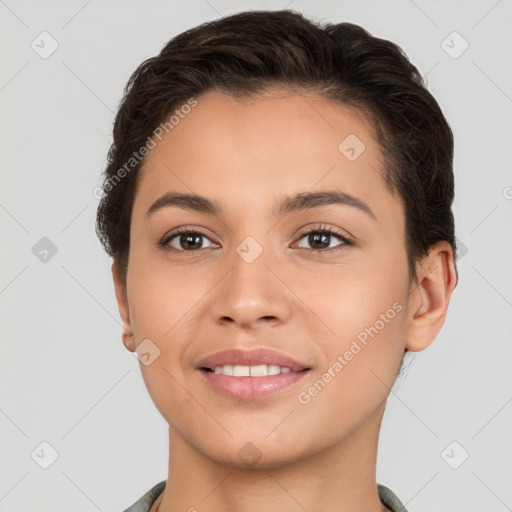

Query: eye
[294,226,353,252]
[158,224,353,254]
[160,228,218,252]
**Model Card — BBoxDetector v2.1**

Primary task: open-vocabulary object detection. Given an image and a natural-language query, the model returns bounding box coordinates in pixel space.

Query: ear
[111,259,135,352]
[405,241,458,352]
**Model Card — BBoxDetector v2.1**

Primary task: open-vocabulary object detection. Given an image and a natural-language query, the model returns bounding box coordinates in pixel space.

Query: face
[114,89,418,468]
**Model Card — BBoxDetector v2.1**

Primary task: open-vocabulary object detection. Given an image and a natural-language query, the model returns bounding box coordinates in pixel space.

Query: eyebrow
[145,190,376,221]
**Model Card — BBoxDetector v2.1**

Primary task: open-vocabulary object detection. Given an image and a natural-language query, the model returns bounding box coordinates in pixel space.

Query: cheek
[293,257,406,335]
[293,262,408,394]
[293,302,406,441]
[126,250,193,339]
[127,260,200,423]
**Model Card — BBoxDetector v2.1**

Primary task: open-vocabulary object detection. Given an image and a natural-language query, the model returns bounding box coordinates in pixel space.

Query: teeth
[212,364,294,376]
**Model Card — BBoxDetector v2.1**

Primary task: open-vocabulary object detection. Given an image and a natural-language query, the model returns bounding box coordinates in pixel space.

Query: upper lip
[195,348,311,372]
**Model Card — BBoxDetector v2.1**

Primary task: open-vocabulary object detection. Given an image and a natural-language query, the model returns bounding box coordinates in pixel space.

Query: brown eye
[296,230,349,251]
[308,232,330,249]
[176,233,204,250]
[163,230,216,251]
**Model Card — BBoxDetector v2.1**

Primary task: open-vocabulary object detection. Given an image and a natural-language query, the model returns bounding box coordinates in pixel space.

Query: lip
[195,348,311,372]
[194,348,312,401]
[198,370,310,400]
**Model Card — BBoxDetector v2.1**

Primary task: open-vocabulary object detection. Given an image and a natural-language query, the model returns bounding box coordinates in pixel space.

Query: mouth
[199,364,311,376]
[194,348,312,401]
[195,347,311,373]
[197,366,311,401]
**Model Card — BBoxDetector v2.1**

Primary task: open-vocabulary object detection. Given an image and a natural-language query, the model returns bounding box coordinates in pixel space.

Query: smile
[197,366,310,400]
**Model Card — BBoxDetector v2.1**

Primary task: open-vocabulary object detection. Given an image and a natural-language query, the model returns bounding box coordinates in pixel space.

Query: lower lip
[197,369,310,401]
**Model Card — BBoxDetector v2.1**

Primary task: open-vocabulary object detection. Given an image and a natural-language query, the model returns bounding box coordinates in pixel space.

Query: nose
[208,243,293,330]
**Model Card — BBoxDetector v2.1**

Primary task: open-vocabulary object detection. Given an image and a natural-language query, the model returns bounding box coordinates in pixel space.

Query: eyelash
[159,223,354,255]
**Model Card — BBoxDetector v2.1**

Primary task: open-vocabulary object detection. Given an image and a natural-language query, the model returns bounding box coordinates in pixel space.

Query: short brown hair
[96,9,458,285]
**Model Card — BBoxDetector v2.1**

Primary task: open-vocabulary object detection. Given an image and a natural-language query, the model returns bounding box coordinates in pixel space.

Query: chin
[199,437,312,470]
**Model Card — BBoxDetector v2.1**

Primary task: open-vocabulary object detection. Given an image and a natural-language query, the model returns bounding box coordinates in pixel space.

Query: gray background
[1,0,511,511]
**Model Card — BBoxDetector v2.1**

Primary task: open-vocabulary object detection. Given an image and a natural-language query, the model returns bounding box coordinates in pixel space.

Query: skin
[112,89,458,512]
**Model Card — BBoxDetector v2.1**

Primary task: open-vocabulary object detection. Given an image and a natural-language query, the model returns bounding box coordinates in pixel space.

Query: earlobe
[122,331,135,352]
[405,241,458,352]
[111,259,135,352]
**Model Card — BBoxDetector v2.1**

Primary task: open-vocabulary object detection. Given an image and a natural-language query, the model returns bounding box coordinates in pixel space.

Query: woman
[96,9,458,512]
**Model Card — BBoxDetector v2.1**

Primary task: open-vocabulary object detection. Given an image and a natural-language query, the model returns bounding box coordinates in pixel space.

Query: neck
[156,403,390,512]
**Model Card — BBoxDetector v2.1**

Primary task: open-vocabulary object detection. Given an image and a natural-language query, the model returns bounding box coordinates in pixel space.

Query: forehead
[143,89,379,166]
[133,89,401,225]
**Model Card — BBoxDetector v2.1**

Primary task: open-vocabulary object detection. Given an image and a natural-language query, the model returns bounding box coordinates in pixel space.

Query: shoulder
[377,484,409,512]
[121,480,166,512]
[122,480,406,512]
